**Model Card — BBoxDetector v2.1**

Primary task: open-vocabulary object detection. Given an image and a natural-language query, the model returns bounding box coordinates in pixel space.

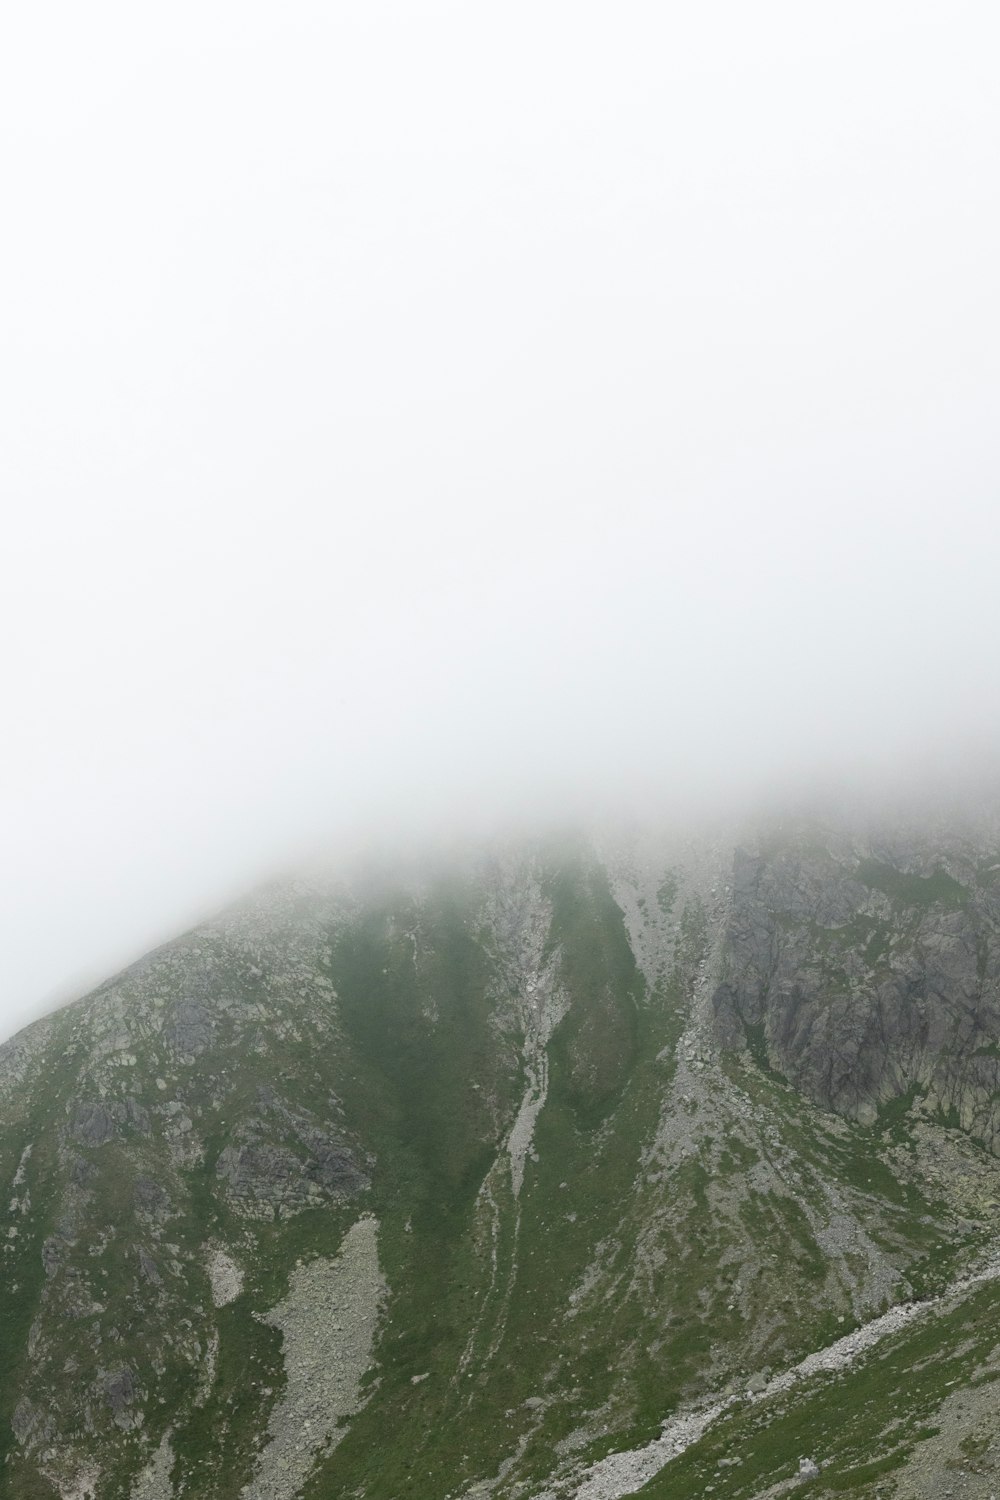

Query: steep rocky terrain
[714,811,1000,1141]
[3,814,1000,1499]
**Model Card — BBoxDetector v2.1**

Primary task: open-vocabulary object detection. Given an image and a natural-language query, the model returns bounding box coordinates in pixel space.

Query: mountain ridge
[2,816,1000,1498]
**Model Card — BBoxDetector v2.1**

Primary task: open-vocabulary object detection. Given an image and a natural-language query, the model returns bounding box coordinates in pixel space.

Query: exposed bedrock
[713,824,1000,1142]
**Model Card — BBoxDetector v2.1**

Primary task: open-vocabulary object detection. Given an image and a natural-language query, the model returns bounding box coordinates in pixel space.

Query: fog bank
[2,1,998,1037]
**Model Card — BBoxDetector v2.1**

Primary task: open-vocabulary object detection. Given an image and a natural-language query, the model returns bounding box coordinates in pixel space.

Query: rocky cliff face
[713,815,1000,1143]
[2,819,1000,1500]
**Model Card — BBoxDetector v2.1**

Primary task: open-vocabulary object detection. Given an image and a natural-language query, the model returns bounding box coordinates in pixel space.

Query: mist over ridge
[4,8,1000,1496]
[3,0,998,1036]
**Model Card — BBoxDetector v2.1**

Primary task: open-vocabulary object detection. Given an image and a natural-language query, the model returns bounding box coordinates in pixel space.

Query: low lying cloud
[2,1,998,1037]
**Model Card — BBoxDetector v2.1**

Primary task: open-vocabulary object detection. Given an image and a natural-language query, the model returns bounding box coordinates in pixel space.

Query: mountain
[3,813,1000,1499]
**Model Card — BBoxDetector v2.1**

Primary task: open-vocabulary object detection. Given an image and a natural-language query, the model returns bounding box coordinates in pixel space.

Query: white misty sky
[2,1,999,1038]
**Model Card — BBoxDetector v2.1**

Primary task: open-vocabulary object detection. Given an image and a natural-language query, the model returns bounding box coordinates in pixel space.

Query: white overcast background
[2,1,999,1038]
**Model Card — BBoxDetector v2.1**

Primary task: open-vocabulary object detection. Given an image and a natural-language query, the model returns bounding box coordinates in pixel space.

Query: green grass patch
[638,1280,1000,1499]
[855,861,968,911]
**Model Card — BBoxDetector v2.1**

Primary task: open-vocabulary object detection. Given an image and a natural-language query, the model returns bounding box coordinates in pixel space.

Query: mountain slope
[2,819,1000,1499]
